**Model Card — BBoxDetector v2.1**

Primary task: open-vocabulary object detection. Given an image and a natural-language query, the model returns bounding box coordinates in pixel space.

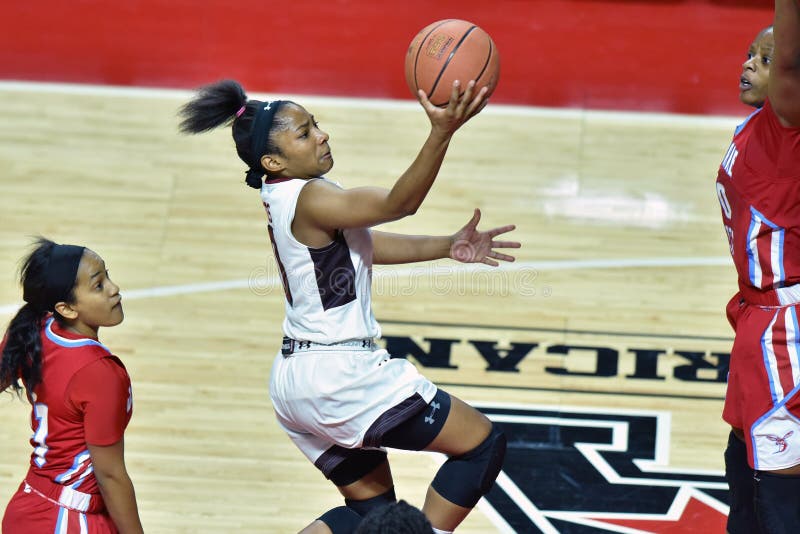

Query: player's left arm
[371,208,519,266]
[71,359,143,534]
[370,230,452,265]
[89,440,144,534]
[770,0,800,127]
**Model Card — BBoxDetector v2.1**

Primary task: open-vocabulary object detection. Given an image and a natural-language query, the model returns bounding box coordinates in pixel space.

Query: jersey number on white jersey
[264,202,294,305]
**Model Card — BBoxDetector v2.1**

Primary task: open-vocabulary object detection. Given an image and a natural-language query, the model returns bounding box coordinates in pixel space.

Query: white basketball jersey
[260,178,380,343]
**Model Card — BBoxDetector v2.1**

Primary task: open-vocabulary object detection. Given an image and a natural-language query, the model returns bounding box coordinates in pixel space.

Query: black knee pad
[345,486,396,517]
[431,423,506,508]
[328,449,388,487]
[755,470,800,534]
[317,506,363,534]
[725,431,759,534]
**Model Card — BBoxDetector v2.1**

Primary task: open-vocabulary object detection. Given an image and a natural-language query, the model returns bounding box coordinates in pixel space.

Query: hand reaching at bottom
[449,209,520,266]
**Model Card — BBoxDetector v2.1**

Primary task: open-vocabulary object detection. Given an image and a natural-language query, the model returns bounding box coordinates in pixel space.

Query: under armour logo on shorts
[425,401,441,424]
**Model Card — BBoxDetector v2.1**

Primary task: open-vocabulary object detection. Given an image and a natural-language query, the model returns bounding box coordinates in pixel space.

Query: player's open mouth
[739,77,752,91]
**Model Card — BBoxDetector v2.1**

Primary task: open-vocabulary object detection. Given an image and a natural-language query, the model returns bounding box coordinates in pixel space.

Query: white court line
[0,256,729,315]
[0,80,736,315]
[0,80,741,127]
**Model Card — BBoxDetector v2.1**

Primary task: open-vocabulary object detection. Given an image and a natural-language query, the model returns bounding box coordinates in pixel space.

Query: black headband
[36,244,85,312]
[247,100,286,181]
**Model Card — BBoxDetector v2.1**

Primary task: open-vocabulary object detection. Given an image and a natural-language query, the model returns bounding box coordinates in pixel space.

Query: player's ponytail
[179,80,293,190]
[178,79,247,134]
[0,238,81,396]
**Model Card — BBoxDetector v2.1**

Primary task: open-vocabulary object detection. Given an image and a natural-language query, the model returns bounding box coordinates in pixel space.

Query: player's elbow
[94,464,130,484]
[402,204,419,217]
[394,199,420,218]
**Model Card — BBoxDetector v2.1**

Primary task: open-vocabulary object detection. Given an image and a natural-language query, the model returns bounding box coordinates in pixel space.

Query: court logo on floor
[475,404,729,533]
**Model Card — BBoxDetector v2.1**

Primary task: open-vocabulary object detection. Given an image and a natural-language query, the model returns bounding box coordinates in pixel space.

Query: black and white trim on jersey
[260,178,381,344]
[309,231,357,310]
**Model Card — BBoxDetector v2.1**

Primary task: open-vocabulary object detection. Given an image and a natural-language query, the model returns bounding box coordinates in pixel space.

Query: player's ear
[261,155,286,173]
[54,301,78,320]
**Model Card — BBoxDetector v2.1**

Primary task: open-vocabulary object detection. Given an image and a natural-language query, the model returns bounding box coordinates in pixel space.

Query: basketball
[405,19,500,107]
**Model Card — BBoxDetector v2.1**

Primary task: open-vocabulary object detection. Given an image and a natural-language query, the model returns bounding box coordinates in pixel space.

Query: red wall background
[0,1,773,115]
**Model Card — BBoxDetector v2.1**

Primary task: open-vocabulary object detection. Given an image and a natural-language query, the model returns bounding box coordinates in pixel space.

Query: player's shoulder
[304,177,341,191]
[73,355,129,385]
[298,177,344,204]
[759,99,800,132]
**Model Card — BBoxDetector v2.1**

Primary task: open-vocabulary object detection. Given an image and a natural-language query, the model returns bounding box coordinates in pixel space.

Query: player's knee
[431,423,506,508]
[345,486,397,517]
[315,506,362,534]
[755,470,800,533]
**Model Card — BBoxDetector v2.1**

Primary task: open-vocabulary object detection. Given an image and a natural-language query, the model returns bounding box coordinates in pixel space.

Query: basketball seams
[429,25,478,106]
[413,19,455,94]
[473,37,494,89]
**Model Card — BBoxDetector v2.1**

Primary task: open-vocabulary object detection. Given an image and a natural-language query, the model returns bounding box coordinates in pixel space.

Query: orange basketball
[405,19,500,107]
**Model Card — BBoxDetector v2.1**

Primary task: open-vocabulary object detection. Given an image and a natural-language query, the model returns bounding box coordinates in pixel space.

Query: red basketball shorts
[2,481,117,534]
[723,293,800,470]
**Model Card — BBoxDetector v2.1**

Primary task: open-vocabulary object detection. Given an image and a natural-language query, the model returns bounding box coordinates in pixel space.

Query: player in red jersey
[1,238,143,534]
[717,2,800,533]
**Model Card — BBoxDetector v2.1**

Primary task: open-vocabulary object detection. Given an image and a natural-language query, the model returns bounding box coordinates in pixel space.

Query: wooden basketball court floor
[0,82,742,533]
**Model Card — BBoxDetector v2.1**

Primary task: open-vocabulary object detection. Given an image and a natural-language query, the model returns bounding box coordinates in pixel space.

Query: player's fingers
[457,80,477,113]
[491,252,516,262]
[465,86,488,117]
[487,224,516,238]
[417,89,436,112]
[467,208,481,228]
[492,240,521,249]
[445,80,462,111]
[481,257,500,267]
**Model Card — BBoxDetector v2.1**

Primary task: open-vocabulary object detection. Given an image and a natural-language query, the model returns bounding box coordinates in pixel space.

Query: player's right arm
[770,0,800,127]
[296,81,488,232]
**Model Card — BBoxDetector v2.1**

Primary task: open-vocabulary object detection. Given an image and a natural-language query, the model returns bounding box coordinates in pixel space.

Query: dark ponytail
[178,79,246,134]
[0,238,80,396]
[179,79,293,189]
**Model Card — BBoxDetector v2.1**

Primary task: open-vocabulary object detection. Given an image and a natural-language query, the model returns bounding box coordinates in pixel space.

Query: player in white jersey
[180,79,519,534]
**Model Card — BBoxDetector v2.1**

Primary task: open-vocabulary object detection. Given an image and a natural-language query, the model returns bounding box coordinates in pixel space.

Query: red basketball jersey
[716,99,800,305]
[25,317,132,496]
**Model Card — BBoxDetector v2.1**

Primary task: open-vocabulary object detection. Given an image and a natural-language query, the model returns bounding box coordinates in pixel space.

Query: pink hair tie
[235,105,246,118]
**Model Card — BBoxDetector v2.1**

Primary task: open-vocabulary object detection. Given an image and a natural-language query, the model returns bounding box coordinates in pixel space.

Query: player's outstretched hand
[418,80,489,137]
[450,208,520,266]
